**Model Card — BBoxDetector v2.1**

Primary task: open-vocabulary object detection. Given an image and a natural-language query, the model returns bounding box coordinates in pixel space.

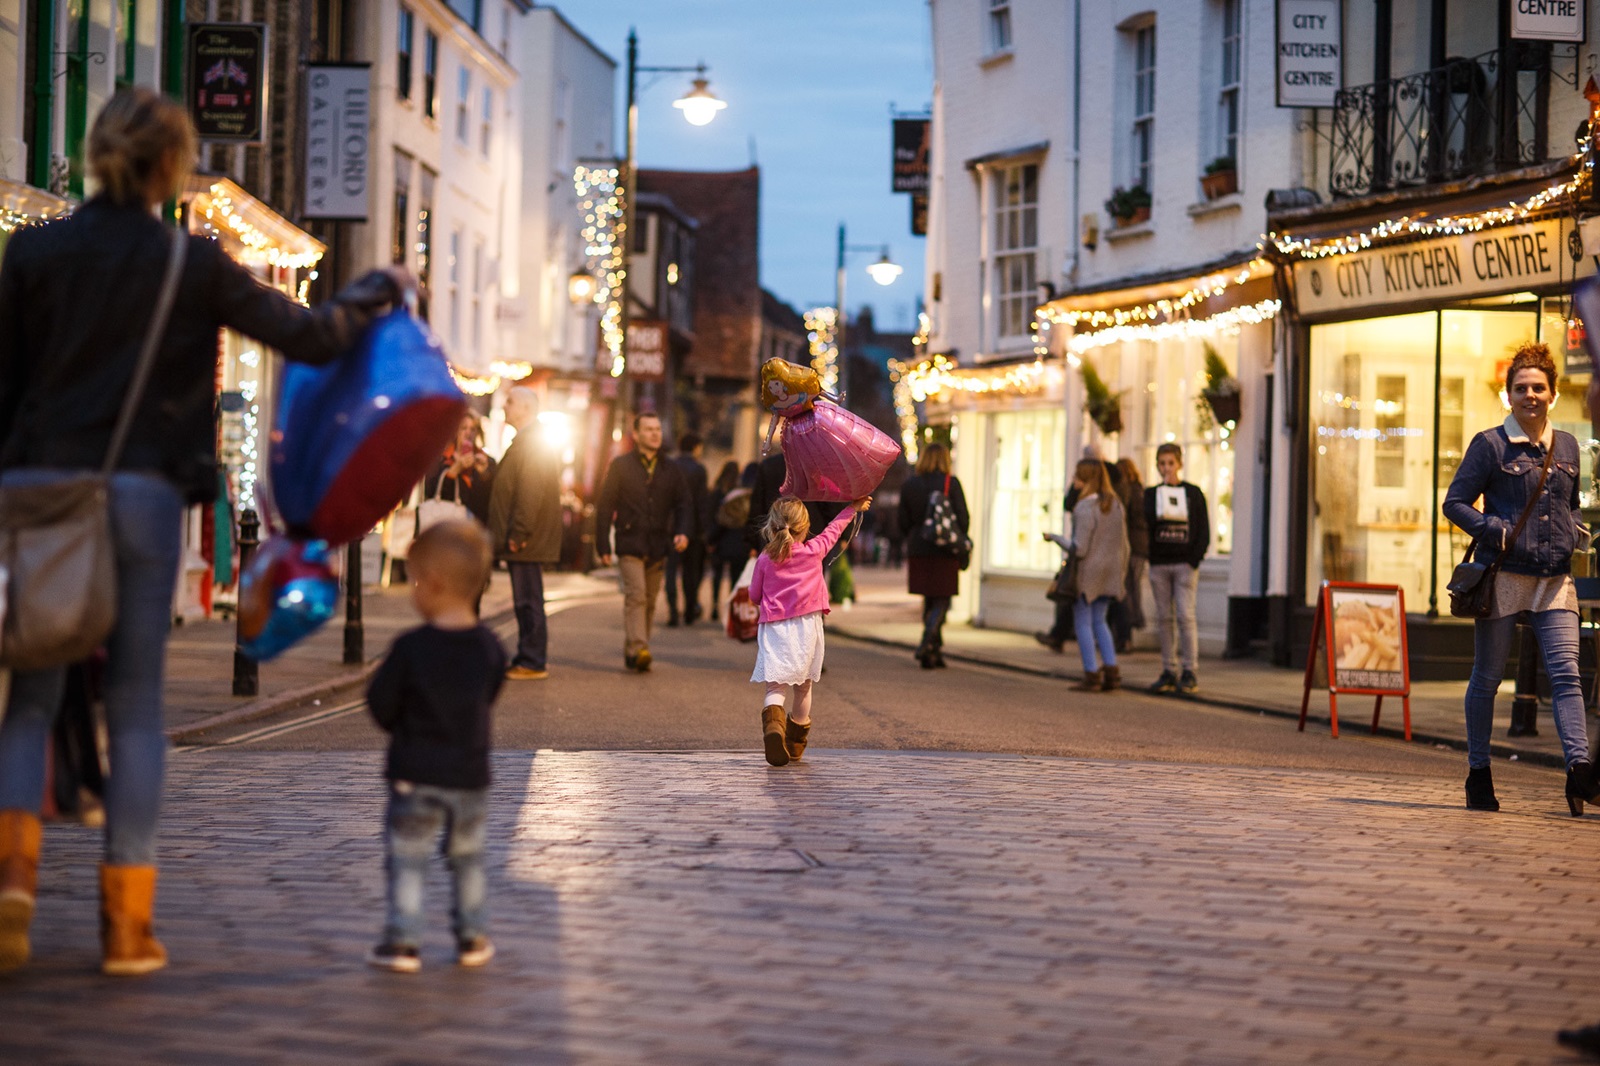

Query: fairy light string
[574,164,625,377]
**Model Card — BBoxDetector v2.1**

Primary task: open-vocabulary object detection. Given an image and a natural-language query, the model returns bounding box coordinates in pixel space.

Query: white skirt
[751,613,826,686]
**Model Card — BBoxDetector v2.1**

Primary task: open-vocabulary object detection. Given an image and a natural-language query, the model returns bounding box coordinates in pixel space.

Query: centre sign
[1291,216,1580,317]
[1276,0,1342,108]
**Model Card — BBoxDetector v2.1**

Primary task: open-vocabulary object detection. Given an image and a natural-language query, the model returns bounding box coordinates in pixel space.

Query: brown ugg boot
[100,864,167,976]
[761,705,790,766]
[0,810,42,971]
[785,716,812,761]
[1071,670,1103,692]
[1101,665,1122,692]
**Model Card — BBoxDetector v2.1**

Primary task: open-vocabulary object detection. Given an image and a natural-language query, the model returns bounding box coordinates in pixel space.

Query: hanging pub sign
[626,320,669,382]
[188,23,267,142]
[1511,0,1585,43]
[892,118,930,194]
[1291,216,1581,317]
[303,64,372,221]
[1275,0,1342,108]
[910,193,928,237]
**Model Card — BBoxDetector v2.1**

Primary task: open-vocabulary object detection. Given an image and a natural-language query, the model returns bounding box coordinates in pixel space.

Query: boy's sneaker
[367,942,421,973]
[1147,671,1178,695]
[457,936,495,967]
[1178,670,1200,697]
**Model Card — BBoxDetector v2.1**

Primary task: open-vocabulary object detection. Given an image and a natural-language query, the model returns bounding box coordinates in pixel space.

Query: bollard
[1507,616,1540,737]
[232,508,260,697]
[343,537,364,665]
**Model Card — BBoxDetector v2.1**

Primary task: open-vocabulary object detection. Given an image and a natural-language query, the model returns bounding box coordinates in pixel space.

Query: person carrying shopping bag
[0,87,406,976]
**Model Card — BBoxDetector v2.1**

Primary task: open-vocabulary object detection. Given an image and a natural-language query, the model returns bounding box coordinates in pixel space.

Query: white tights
[764,680,813,724]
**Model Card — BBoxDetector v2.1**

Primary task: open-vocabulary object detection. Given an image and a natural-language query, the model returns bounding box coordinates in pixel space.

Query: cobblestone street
[6,749,1600,1064]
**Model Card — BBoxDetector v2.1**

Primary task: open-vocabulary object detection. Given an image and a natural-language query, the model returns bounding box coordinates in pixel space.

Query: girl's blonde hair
[88,87,197,207]
[1074,459,1115,514]
[761,495,810,563]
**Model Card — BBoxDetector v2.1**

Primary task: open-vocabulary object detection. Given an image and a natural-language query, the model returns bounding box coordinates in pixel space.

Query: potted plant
[1103,185,1151,227]
[1080,359,1125,435]
[1200,156,1237,200]
[1196,342,1241,428]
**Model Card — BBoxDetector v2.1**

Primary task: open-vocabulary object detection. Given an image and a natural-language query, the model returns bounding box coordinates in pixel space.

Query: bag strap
[103,227,187,475]
[1463,441,1555,572]
[942,473,951,497]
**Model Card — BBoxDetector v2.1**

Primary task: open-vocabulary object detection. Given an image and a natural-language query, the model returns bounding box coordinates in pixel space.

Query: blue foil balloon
[237,537,339,662]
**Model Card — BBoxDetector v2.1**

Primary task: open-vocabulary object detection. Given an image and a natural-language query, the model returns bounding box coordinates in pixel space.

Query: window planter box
[1200,168,1237,200]
[1110,205,1151,227]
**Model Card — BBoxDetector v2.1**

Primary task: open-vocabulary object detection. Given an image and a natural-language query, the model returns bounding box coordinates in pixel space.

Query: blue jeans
[1073,596,1118,674]
[0,470,183,864]
[507,561,547,670]
[383,782,488,947]
[1464,609,1590,769]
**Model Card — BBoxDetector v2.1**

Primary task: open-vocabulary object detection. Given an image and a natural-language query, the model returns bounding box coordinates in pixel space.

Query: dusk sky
[561,2,933,333]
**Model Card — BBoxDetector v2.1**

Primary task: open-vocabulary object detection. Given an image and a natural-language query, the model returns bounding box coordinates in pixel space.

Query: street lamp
[568,268,597,304]
[617,28,724,422]
[836,222,901,410]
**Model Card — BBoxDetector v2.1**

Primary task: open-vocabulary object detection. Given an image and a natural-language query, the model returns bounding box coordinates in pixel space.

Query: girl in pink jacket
[749,494,870,766]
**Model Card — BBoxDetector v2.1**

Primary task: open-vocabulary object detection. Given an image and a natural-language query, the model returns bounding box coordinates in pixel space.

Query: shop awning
[0,178,73,231]
[185,175,325,270]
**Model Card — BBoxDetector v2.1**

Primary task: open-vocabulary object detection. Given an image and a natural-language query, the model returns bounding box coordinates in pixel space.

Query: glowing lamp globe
[865,253,903,287]
[673,78,726,126]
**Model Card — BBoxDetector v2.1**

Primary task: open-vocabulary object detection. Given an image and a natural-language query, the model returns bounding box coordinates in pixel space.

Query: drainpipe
[163,0,185,99]
[29,0,56,189]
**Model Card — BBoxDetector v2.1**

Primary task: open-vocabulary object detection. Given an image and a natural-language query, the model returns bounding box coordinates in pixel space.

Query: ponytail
[761,496,810,564]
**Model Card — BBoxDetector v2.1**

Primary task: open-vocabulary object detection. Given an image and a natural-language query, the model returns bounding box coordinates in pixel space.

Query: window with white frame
[423,31,439,119]
[396,7,414,101]
[987,0,1012,53]
[456,67,472,144]
[449,227,462,349]
[480,86,493,157]
[1216,0,1240,165]
[990,162,1038,342]
[1131,23,1156,191]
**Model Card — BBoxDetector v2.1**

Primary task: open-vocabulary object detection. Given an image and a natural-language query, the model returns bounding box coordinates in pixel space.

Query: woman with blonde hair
[0,86,407,975]
[1066,459,1130,691]
[747,494,870,766]
[897,442,970,668]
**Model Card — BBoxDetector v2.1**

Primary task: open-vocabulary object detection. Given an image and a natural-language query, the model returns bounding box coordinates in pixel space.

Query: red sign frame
[1299,581,1412,740]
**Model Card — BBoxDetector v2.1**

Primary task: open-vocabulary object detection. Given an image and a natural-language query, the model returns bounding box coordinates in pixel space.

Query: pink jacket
[748,506,858,624]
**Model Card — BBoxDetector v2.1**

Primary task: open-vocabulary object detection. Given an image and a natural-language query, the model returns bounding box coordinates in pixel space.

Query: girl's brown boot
[100,864,167,976]
[1071,670,1103,692]
[785,715,811,761]
[761,706,790,766]
[0,810,42,971]
[1101,666,1122,692]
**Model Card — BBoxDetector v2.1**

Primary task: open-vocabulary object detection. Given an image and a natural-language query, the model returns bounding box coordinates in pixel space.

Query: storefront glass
[1303,304,1585,610]
[986,407,1065,572]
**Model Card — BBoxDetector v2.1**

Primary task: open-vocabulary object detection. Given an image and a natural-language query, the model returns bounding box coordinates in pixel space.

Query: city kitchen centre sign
[1276,0,1342,107]
[1292,216,1581,316]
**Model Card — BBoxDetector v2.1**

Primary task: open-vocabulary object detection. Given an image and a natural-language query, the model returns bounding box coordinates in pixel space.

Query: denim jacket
[1442,417,1586,576]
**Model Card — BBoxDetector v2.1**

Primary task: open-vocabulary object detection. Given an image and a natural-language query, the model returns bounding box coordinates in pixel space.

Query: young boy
[1143,443,1210,697]
[366,519,507,972]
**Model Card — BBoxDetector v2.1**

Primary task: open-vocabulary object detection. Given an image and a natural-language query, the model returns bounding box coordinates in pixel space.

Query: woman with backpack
[898,443,970,669]
[707,460,752,622]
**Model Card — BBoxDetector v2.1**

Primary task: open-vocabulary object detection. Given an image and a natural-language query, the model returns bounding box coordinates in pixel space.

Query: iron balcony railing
[1328,45,1552,199]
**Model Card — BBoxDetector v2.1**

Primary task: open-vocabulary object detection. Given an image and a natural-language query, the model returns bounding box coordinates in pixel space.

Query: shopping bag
[418,473,471,532]
[727,557,759,642]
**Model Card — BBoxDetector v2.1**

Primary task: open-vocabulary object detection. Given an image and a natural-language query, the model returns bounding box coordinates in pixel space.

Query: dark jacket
[0,197,391,503]
[899,471,970,558]
[488,427,561,564]
[673,454,709,540]
[1144,481,1210,568]
[367,624,506,790]
[743,451,850,563]
[1442,422,1584,577]
[595,449,691,560]
[1118,478,1150,558]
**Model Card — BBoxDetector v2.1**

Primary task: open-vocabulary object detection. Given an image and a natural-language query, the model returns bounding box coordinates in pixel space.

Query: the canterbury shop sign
[1291,216,1585,317]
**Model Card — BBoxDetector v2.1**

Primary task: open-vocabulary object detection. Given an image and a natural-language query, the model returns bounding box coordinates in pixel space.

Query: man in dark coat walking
[665,433,709,626]
[489,386,563,680]
[595,413,691,672]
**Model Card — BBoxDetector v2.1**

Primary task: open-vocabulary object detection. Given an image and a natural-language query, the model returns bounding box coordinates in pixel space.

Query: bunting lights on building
[805,306,840,393]
[1065,299,1283,357]
[447,359,534,397]
[1038,260,1268,329]
[195,182,324,270]
[574,164,625,377]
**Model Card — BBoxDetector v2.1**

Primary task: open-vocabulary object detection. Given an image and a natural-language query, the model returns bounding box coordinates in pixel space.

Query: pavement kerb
[166,604,517,743]
[827,624,1569,772]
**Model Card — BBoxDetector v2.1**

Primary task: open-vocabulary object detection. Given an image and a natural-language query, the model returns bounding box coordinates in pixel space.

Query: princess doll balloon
[759,358,901,502]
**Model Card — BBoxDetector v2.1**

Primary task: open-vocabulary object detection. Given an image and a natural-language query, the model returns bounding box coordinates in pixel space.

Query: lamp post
[834,222,902,410]
[617,28,724,421]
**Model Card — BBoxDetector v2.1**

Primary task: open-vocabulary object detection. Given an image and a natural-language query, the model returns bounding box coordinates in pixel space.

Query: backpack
[920,474,970,556]
[715,487,752,530]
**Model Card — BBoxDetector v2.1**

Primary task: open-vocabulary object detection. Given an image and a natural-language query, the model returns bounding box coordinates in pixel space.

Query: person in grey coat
[1063,458,1129,691]
[488,386,563,680]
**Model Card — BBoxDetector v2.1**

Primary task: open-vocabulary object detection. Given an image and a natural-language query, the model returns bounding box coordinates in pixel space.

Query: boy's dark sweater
[1143,481,1210,568]
[367,624,507,790]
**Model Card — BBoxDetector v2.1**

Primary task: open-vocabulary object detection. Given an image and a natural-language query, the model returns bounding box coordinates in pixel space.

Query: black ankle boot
[1465,766,1500,811]
[1566,761,1596,817]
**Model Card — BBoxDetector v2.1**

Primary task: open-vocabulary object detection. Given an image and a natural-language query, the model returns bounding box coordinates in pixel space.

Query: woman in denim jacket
[1443,343,1596,815]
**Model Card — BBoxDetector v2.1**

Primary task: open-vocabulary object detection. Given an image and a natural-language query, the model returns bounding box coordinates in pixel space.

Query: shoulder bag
[418,466,472,532]
[0,227,187,671]
[920,473,973,558]
[1045,553,1079,603]
[1446,443,1553,619]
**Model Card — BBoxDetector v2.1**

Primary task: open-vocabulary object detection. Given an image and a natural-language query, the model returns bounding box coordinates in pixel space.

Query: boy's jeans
[383,782,488,947]
[1148,562,1199,675]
